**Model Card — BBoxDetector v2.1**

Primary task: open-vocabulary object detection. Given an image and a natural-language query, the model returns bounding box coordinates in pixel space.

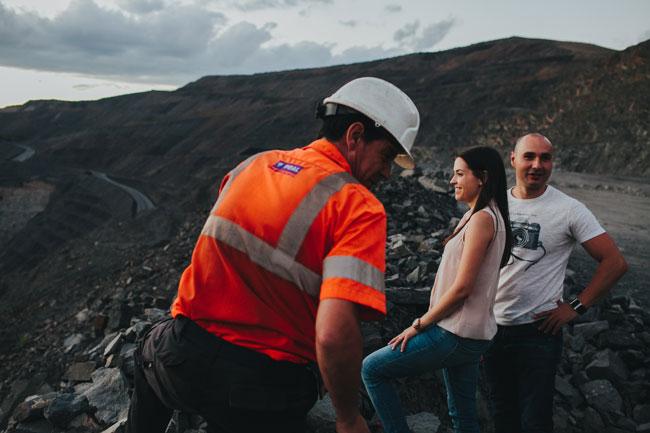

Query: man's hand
[335,413,371,433]
[533,300,578,334]
[388,326,419,352]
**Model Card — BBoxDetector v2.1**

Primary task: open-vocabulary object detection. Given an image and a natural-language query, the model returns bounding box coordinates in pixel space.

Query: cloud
[415,18,456,50]
[394,21,420,44]
[212,0,333,11]
[640,29,650,42]
[73,83,130,91]
[0,0,437,86]
[116,0,165,14]
[385,4,401,13]
[339,19,357,27]
[393,18,455,50]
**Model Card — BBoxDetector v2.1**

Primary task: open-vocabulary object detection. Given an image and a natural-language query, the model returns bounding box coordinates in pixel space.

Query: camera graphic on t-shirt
[511,221,541,250]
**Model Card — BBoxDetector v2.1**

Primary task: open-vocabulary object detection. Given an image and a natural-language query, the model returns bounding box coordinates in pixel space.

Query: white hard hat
[322,77,420,169]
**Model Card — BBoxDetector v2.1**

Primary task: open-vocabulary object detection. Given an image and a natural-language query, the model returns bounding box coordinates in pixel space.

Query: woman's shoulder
[466,209,495,235]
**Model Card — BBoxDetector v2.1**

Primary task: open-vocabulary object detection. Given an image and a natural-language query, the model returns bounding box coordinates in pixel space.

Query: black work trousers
[126,316,318,433]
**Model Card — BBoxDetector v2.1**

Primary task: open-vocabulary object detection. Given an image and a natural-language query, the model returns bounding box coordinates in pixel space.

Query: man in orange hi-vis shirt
[126,77,420,433]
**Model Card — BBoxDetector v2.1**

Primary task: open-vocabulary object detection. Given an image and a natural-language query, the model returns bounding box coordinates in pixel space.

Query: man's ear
[344,122,365,149]
[510,151,516,168]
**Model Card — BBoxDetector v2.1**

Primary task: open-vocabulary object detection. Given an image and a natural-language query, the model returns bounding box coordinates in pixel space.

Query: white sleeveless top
[429,204,506,340]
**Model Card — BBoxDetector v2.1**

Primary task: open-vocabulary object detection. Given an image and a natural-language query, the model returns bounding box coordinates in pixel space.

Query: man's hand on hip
[533,300,578,334]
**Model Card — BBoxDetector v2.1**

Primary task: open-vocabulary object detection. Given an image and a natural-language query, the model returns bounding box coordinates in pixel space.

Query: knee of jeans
[361,353,382,385]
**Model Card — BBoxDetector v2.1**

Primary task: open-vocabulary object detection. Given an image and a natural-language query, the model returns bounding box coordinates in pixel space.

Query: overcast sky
[1,0,649,108]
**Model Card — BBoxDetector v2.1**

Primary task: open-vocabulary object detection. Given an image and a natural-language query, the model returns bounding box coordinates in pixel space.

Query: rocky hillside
[0,36,649,433]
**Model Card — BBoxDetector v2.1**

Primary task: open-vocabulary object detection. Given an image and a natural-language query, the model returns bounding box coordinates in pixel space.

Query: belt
[495,320,556,338]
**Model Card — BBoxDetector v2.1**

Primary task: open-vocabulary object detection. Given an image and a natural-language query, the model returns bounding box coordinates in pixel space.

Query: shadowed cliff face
[0,37,648,415]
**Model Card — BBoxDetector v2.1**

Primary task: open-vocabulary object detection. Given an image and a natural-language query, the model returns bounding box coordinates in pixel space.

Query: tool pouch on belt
[138,317,197,413]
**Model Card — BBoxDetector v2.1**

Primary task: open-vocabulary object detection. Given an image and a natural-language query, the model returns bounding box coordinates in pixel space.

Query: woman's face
[450,157,482,205]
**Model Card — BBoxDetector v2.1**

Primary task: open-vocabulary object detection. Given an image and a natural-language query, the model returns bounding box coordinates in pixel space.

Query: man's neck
[512,184,548,199]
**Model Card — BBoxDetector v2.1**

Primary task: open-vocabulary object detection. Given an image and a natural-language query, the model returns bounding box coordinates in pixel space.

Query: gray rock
[568,333,586,353]
[306,395,336,433]
[43,393,89,428]
[103,334,124,358]
[555,376,584,407]
[101,418,127,433]
[406,266,420,284]
[582,407,606,432]
[143,308,169,323]
[12,419,56,433]
[585,349,629,384]
[69,412,102,431]
[581,379,623,416]
[633,404,650,424]
[573,320,609,341]
[407,412,441,433]
[1,375,46,430]
[418,176,449,194]
[63,334,86,353]
[637,422,650,433]
[386,287,431,306]
[11,393,57,423]
[81,368,130,426]
[63,362,96,382]
[598,330,644,350]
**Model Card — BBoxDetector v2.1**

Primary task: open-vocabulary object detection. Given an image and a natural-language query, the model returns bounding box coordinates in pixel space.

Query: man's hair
[514,133,553,154]
[317,108,396,145]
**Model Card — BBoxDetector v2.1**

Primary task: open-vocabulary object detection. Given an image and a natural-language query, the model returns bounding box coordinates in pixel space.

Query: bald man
[482,133,628,433]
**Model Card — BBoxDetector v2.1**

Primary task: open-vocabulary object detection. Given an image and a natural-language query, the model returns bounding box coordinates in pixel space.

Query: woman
[362,146,512,433]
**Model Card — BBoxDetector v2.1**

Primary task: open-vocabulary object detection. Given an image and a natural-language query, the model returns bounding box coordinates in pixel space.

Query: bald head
[514,133,553,155]
[510,133,554,198]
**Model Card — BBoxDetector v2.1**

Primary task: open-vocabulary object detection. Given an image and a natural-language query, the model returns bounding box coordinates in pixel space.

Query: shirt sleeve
[570,200,606,244]
[320,186,387,320]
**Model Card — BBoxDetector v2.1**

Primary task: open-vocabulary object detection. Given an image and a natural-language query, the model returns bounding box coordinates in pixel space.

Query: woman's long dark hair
[444,146,513,267]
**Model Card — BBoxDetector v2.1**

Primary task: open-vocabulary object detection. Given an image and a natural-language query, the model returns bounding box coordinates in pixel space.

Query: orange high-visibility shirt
[171,138,387,364]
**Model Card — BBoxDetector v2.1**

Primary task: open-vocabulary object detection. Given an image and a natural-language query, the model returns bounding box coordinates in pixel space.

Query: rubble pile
[0,171,647,433]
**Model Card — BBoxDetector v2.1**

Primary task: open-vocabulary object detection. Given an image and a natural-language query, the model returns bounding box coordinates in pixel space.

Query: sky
[1,0,649,108]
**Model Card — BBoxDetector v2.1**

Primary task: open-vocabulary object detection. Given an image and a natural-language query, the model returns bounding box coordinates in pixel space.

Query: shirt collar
[305,138,351,174]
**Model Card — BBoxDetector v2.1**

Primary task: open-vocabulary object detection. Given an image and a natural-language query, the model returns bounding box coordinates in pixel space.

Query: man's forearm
[316,326,364,422]
[579,255,628,308]
[315,299,365,424]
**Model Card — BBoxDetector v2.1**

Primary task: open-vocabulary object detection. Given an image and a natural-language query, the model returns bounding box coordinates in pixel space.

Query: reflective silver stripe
[201,215,322,297]
[212,152,269,212]
[323,255,385,293]
[277,172,358,258]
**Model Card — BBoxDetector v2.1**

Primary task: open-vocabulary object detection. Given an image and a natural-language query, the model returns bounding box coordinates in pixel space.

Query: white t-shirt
[495,185,605,325]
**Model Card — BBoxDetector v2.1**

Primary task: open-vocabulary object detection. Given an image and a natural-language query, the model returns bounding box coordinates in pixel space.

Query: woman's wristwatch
[411,317,422,332]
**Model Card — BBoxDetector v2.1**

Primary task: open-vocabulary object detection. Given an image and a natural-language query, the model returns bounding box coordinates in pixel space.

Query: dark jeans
[482,322,562,433]
[126,316,318,433]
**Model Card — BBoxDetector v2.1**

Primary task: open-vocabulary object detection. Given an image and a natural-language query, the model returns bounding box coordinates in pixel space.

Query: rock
[407,412,441,433]
[418,176,449,194]
[101,418,127,433]
[572,320,609,341]
[143,308,168,323]
[63,362,96,382]
[81,368,130,426]
[306,395,336,433]
[43,393,89,428]
[633,404,650,424]
[103,334,124,358]
[63,334,86,353]
[555,376,584,407]
[637,422,650,433]
[75,308,91,323]
[11,393,57,423]
[598,330,644,350]
[12,419,56,433]
[581,379,623,416]
[386,287,431,306]
[582,406,606,432]
[69,412,102,431]
[1,375,46,430]
[107,301,133,331]
[406,266,420,284]
[585,349,629,384]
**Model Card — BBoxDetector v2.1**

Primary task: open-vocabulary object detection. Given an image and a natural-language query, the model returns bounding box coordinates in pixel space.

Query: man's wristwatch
[569,297,587,315]
[411,317,422,332]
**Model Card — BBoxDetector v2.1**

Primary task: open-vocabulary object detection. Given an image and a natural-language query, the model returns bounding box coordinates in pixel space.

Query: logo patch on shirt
[271,160,304,176]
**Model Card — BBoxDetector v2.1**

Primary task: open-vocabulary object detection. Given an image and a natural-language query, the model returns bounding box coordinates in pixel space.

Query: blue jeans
[362,325,492,433]
[482,322,562,433]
